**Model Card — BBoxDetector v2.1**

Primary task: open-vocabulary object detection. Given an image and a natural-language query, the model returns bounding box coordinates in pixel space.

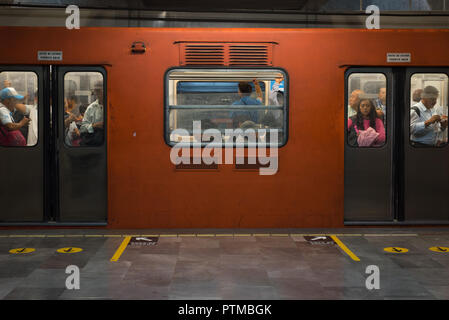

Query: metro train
[0,27,448,228]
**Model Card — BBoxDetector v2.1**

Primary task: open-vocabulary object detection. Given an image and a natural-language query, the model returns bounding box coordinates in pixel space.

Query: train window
[347,73,387,148]
[410,73,448,148]
[165,69,287,147]
[63,72,105,147]
[0,72,38,147]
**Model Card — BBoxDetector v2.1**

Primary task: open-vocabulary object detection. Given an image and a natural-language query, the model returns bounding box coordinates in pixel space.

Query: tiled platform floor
[1,228,449,300]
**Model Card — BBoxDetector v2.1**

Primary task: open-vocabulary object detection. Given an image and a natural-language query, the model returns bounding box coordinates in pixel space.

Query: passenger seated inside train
[410,86,448,147]
[348,89,363,118]
[80,81,104,146]
[0,87,31,147]
[230,80,262,127]
[347,97,385,147]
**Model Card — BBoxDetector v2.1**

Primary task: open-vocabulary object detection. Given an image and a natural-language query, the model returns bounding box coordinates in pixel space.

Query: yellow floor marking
[8,235,31,238]
[65,235,84,237]
[271,234,289,237]
[110,236,131,262]
[253,234,270,237]
[178,234,196,237]
[159,234,178,237]
[140,234,159,237]
[196,234,215,237]
[57,247,83,254]
[9,248,35,254]
[364,234,417,237]
[334,234,363,237]
[384,247,409,253]
[429,246,449,253]
[103,235,123,237]
[85,235,104,237]
[234,234,251,237]
[331,235,360,262]
[215,234,234,237]
[46,235,65,238]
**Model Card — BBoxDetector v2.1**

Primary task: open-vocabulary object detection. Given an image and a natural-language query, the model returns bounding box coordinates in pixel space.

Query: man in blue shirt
[231,80,262,127]
[410,85,448,146]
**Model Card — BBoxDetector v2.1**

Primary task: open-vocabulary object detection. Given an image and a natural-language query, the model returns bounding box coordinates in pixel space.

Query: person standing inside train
[348,89,363,118]
[412,88,423,105]
[347,97,385,147]
[230,80,263,127]
[374,87,386,121]
[80,81,104,146]
[410,85,448,147]
[0,87,31,146]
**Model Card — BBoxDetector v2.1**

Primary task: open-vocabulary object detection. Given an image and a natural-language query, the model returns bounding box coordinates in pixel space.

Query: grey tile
[4,288,65,300]
[19,268,68,288]
[181,237,220,248]
[270,278,328,300]
[220,284,279,300]
[169,279,221,299]
[0,278,24,299]
[173,260,220,282]
[219,268,271,287]
[389,256,445,269]
[219,241,261,255]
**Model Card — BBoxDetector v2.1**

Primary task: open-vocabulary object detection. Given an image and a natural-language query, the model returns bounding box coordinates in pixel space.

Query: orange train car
[0,27,448,228]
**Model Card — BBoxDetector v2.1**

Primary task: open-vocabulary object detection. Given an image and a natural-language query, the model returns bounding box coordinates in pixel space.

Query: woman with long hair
[348,98,385,147]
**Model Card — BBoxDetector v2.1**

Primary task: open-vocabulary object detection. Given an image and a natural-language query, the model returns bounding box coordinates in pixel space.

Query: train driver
[410,85,448,147]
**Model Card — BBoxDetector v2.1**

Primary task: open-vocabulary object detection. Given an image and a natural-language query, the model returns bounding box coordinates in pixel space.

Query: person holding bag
[347,98,385,147]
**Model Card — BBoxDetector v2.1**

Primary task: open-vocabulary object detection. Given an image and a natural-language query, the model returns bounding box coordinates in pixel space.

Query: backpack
[411,106,421,117]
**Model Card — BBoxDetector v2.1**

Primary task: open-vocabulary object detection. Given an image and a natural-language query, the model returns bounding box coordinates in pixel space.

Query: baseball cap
[0,87,24,100]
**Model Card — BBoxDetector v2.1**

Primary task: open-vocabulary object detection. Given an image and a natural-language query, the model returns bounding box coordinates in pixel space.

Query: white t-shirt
[0,103,14,125]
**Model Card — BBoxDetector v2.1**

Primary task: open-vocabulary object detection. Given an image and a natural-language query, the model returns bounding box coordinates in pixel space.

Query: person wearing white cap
[410,85,448,146]
[0,87,31,146]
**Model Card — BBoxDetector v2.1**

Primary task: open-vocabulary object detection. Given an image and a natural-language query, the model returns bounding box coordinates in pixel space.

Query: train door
[0,65,107,225]
[56,66,107,223]
[344,68,394,222]
[403,69,449,222]
[344,67,449,224]
[0,66,46,222]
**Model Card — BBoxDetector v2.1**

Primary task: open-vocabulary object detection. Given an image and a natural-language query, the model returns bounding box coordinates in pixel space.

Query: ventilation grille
[179,42,274,66]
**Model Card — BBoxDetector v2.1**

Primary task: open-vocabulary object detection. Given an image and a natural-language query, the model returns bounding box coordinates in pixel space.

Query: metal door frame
[344,67,395,224]
[0,65,107,226]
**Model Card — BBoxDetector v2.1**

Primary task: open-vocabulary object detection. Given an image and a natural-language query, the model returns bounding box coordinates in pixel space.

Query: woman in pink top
[348,98,385,147]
